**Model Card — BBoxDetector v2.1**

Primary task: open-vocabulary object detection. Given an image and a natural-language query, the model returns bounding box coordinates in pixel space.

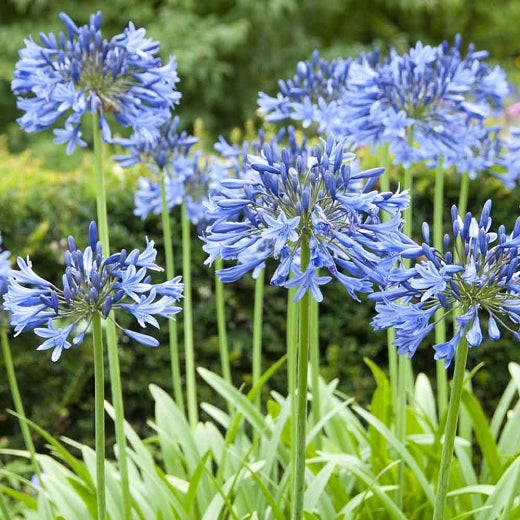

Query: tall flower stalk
[181,201,198,427]
[214,257,232,397]
[92,115,132,519]
[204,136,413,518]
[159,166,184,413]
[433,157,448,415]
[4,222,183,519]
[370,200,520,518]
[252,268,265,412]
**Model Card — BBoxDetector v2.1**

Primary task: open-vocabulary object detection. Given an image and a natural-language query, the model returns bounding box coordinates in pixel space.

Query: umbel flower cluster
[370,201,520,367]
[494,127,520,189]
[203,136,416,302]
[4,222,183,361]
[258,38,509,167]
[115,117,218,226]
[12,11,181,154]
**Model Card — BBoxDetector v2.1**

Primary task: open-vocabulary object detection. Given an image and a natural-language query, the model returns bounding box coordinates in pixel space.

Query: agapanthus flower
[115,118,219,226]
[12,11,181,154]
[494,127,520,189]
[257,50,353,135]
[443,123,502,180]
[258,39,509,168]
[342,38,508,166]
[203,135,416,302]
[370,200,520,367]
[3,222,183,361]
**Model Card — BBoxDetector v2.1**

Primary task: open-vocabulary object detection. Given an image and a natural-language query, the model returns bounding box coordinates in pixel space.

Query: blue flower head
[343,38,508,166]
[12,12,181,154]
[3,222,183,361]
[257,50,355,136]
[494,127,520,189]
[259,40,509,168]
[115,118,216,226]
[370,200,520,367]
[203,134,416,302]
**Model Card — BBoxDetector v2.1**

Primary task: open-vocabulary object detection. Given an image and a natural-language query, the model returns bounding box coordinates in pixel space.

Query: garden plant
[1,6,520,520]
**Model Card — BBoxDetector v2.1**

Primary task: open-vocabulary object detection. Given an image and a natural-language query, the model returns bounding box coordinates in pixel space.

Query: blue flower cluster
[203,135,416,302]
[258,39,509,168]
[494,127,520,189]
[12,11,181,154]
[257,50,352,134]
[115,117,217,225]
[4,222,183,361]
[370,201,520,367]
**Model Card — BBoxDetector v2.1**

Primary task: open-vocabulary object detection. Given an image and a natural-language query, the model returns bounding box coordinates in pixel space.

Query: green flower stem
[395,131,415,509]
[287,285,298,483]
[292,239,311,520]
[92,313,106,520]
[181,202,198,428]
[1,320,41,479]
[395,354,407,509]
[92,113,131,520]
[215,257,232,390]
[159,168,184,414]
[378,144,398,408]
[457,171,470,218]
[252,268,265,412]
[433,157,448,417]
[310,297,321,450]
[433,338,469,520]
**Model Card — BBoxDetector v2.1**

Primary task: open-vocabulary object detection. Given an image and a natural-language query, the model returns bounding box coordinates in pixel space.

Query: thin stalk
[433,338,469,520]
[379,143,398,407]
[287,285,298,489]
[215,257,232,389]
[92,113,131,520]
[457,171,470,218]
[395,354,407,509]
[291,240,311,520]
[395,131,415,508]
[310,297,321,450]
[252,268,265,412]
[159,168,184,414]
[1,320,41,479]
[92,313,106,520]
[181,202,198,427]
[433,156,448,417]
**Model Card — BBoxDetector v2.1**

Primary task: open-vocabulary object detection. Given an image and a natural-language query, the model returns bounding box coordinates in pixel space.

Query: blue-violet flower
[12,11,181,154]
[370,200,520,367]
[4,222,183,361]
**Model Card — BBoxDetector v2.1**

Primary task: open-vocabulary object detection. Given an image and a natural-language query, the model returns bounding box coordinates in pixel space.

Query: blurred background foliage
[2,0,520,451]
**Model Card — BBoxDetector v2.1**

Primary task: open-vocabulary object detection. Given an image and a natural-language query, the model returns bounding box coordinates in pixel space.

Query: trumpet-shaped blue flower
[203,135,417,302]
[370,200,520,367]
[4,222,183,361]
[257,50,351,133]
[12,11,181,153]
[115,118,217,226]
[259,40,508,169]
